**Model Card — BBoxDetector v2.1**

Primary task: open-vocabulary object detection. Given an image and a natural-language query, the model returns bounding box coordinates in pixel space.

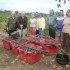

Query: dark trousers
[36,30,39,35]
[49,26,56,39]
[62,33,70,51]
[7,30,16,36]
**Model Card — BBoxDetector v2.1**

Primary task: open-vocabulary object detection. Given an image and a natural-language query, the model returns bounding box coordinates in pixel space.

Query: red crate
[10,42,20,54]
[26,35,60,46]
[18,47,41,64]
[43,45,59,56]
[37,35,54,40]
[2,39,12,50]
[25,42,43,49]
[10,39,29,54]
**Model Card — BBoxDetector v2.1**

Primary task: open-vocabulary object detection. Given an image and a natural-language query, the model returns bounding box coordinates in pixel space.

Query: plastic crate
[18,47,41,64]
[25,42,43,49]
[10,42,20,54]
[2,39,12,50]
[43,45,59,56]
[26,36,60,46]
[10,39,29,54]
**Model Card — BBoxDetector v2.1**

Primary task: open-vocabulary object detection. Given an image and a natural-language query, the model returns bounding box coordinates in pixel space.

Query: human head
[31,13,35,18]
[35,12,39,18]
[49,9,54,16]
[39,13,43,18]
[66,9,70,17]
[11,11,15,17]
[19,11,25,17]
[59,10,64,17]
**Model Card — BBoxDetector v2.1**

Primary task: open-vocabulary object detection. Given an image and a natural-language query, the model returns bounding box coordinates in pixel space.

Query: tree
[55,0,70,8]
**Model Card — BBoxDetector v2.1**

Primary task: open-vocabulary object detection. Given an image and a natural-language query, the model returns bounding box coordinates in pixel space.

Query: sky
[0,0,70,14]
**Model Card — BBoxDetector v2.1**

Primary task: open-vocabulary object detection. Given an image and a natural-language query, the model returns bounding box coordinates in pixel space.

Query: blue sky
[0,0,70,13]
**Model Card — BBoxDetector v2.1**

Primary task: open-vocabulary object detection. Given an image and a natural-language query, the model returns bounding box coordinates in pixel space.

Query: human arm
[42,18,46,30]
[36,18,39,30]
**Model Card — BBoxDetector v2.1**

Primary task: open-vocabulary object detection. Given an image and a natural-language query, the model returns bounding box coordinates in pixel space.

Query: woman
[62,9,70,51]
[29,13,37,35]
[46,9,57,38]
[6,11,17,36]
[37,13,45,35]
[56,10,64,42]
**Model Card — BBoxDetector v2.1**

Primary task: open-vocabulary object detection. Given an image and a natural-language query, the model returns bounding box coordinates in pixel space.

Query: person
[37,13,46,35]
[62,9,70,51]
[35,12,39,35]
[16,11,28,38]
[35,12,39,18]
[56,10,64,42]
[28,13,37,35]
[6,11,17,36]
[46,9,57,38]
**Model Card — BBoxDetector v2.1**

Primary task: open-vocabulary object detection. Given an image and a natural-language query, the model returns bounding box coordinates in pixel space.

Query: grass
[0,12,10,22]
[0,46,4,52]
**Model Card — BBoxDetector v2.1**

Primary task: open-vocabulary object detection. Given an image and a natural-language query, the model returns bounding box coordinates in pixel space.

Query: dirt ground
[0,29,70,70]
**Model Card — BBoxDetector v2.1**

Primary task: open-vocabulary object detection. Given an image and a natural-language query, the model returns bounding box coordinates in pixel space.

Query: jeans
[18,28,27,38]
[38,28,44,35]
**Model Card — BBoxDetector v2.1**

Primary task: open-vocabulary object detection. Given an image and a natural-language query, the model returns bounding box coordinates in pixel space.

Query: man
[6,11,17,36]
[46,9,57,38]
[16,11,28,38]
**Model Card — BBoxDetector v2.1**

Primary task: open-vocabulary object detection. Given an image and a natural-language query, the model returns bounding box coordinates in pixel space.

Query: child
[37,13,45,35]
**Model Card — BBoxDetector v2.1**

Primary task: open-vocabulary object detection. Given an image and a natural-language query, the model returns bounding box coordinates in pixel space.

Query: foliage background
[0,11,49,35]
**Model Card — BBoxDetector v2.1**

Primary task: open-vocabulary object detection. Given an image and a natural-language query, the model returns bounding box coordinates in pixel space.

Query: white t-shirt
[30,18,37,27]
[57,16,64,21]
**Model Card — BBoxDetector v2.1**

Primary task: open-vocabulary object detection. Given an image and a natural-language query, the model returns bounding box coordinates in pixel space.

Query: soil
[0,29,70,70]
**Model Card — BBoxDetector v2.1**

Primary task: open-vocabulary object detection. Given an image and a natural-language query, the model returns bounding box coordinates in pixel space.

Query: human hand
[7,28,8,30]
[20,25,23,29]
[53,24,56,28]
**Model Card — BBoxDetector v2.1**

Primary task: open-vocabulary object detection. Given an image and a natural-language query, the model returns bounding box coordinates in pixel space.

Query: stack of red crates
[2,35,61,64]
[26,35,61,55]
[10,38,28,54]
[18,43,42,64]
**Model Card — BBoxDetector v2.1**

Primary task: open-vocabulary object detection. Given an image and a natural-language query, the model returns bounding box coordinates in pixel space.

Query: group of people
[6,11,27,37]
[29,12,45,36]
[6,9,70,52]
